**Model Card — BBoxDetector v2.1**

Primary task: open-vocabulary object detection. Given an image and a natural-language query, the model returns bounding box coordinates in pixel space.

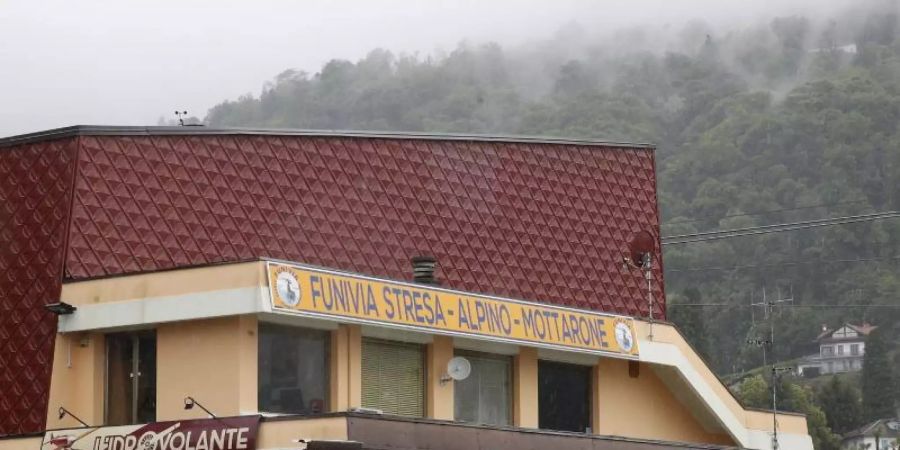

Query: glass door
[106,332,156,425]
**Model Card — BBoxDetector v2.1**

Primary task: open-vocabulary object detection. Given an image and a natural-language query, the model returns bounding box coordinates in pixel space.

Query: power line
[662,211,900,245]
[665,255,900,273]
[669,303,900,308]
[663,199,867,226]
[663,211,900,242]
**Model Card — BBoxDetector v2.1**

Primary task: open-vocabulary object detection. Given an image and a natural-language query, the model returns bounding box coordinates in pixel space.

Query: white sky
[0,0,857,136]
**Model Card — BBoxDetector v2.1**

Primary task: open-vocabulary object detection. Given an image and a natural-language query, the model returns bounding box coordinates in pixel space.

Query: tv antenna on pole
[175,110,188,126]
[623,230,657,340]
[749,285,794,450]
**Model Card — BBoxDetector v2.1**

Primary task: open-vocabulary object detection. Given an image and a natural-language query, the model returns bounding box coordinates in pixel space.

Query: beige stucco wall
[0,436,42,450]
[637,322,747,422]
[156,315,258,420]
[39,261,812,449]
[594,357,735,446]
[330,324,362,412]
[745,409,808,433]
[427,336,455,420]
[513,347,538,428]
[61,261,265,305]
[257,417,348,449]
[637,322,808,436]
[45,332,105,428]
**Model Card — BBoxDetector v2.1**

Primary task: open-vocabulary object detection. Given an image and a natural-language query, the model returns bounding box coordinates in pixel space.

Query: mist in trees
[204,0,900,380]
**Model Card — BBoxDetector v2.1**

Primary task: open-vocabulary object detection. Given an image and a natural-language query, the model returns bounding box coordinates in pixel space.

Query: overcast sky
[0,0,858,137]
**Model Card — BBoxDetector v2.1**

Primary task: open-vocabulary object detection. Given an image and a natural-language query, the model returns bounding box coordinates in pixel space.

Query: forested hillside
[205,0,900,380]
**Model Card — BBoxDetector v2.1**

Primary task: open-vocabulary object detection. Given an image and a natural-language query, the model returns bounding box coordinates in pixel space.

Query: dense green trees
[668,288,710,359]
[203,0,900,382]
[818,377,863,434]
[737,374,841,450]
[862,329,897,421]
[738,374,771,409]
[202,3,900,447]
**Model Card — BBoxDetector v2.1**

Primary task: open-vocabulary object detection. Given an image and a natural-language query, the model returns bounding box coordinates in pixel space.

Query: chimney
[411,256,438,285]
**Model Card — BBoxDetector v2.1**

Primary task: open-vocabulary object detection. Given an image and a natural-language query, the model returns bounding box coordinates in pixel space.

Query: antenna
[748,284,794,450]
[770,365,794,450]
[623,230,657,340]
[175,110,188,126]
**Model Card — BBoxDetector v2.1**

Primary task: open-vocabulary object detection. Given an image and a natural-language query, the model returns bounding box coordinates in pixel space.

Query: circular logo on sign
[137,432,157,450]
[614,321,634,352]
[275,271,301,307]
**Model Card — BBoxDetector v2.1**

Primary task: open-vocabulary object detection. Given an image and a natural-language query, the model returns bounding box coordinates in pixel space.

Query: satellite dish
[626,230,656,269]
[444,356,472,382]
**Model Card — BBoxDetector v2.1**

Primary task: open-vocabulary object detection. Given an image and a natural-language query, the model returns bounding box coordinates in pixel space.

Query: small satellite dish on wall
[625,230,656,269]
[441,356,472,384]
[622,229,659,339]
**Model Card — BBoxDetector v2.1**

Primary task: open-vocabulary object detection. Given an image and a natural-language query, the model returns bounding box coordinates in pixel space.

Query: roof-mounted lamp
[58,406,90,427]
[184,396,217,418]
[45,302,77,315]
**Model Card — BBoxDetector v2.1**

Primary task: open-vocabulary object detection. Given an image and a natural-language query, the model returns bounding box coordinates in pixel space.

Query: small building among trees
[797,323,877,377]
[841,418,900,450]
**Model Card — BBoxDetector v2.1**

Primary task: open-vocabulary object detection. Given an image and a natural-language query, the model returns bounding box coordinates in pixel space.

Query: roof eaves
[0,125,657,150]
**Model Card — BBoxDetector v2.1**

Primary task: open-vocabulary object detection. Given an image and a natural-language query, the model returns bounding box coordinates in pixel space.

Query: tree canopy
[203,4,900,446]
[206,0,900,379]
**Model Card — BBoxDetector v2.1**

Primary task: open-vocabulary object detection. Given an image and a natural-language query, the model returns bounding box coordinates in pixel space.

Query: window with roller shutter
[361,339,425,417]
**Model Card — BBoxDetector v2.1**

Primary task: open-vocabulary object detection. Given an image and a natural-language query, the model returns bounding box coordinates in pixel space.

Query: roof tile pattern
[67,135,663,314]
[0,139,77,435]
[0,131,663,435]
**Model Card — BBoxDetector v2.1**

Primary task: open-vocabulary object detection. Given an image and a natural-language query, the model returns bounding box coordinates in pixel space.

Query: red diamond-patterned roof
[0,126,663,435]
[0,137,78,435]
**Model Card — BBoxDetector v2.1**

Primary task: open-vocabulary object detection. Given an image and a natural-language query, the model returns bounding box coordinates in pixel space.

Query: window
[258,323,329,414]
[851,344,860,356]
[822,346,834,356]
[106,332,156,425]
[362,339,424,417]
[454,351,511,425]
[538,360,591,433]
[838,345,844,356]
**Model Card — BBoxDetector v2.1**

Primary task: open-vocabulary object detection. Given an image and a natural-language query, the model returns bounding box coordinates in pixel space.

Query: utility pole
[749,286,794,450]
[770,365,794,450]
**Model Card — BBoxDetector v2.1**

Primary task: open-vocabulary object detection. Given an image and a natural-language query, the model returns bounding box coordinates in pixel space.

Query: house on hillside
[842,418,900,450]
[796,323,876,377]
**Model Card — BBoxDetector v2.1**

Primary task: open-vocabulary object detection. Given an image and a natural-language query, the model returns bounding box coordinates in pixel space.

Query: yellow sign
[267,262,639,357]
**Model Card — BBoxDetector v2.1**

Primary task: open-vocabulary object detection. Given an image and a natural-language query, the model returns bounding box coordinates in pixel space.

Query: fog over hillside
[4,1,900,447]
[198,0,900,403]
[0,0,869,136]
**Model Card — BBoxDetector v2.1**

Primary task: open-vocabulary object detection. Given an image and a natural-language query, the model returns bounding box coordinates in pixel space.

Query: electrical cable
[663,199,867,226]
[665,255,900,273]
[661,211,900,245]
[668,303,900,308]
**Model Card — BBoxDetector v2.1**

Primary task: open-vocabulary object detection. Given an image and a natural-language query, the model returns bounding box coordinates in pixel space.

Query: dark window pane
[538,360,591,433]
[454,352,511,425]
[106,331,155,425]
[106,335,134,426]
[136,335,157,423]
[258,323,329,414]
